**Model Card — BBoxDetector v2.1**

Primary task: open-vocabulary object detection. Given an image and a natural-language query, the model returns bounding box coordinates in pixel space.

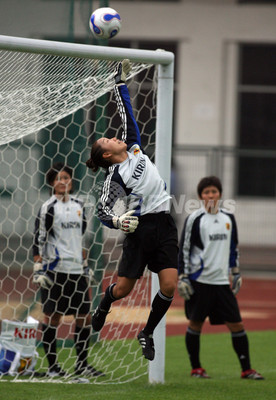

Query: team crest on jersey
[77,210,81,217]
[134,147,140,155]
[226,223,230,230]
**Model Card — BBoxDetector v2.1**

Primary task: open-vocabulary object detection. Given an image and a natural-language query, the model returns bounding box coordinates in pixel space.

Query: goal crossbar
[0,35,174,65]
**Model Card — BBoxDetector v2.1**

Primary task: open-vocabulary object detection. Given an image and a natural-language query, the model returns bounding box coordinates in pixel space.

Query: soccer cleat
[137,330,155,361]
[92,306,110,332]
[241,369,264,380]
[75,364,105,377]
[46,364,66,377]
[191,367,211,378]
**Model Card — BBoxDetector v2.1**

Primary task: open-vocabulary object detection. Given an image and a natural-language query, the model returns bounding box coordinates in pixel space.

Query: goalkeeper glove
[32,262,54,289]
[112,210,139,233]
[231,267,242,295]
[83,259,98,285]
[115,59,132,84]
[177,274,194,300]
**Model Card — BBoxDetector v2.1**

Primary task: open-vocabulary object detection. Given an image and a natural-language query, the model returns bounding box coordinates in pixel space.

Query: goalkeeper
[32,163,103,377]
[86,59,178,361]
[178,175,264,380]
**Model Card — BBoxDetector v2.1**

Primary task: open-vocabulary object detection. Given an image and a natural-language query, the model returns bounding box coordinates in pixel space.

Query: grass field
[0,331,275,400]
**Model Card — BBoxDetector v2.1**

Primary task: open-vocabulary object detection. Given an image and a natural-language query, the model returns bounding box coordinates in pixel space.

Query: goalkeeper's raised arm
[114,59,141,148]
[86,59,140,173]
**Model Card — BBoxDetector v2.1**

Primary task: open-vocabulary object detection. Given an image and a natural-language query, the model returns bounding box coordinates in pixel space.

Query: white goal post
[0,35,174,384]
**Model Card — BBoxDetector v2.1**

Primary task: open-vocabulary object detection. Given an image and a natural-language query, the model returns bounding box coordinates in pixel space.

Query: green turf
[0,331,274,400]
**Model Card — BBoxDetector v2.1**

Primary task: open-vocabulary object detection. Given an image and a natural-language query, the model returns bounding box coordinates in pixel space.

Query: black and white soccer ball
[89,7,121,40]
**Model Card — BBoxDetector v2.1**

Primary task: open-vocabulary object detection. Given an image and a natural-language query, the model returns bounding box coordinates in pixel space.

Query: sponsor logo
[61,221,81,229]
[209,233,227,241]
[132,157,146,181]
[14,327,37,339]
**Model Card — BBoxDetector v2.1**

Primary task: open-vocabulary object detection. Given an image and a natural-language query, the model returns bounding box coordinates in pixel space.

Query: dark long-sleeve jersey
[98,84,171,228]
[33,195,87,274]
[178,208,239,285]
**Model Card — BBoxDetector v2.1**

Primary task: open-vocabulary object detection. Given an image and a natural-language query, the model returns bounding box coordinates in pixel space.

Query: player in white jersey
[32,163,103,377]
[86,60,178,361]
[178,176,263,380]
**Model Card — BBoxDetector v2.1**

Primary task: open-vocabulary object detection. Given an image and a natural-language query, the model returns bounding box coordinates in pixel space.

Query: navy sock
[143,290,173,336]
[42,323,57,368]
[231,330,251,371]
[100,283,117,311]
[74,325,91,370]
[185,327,201,369]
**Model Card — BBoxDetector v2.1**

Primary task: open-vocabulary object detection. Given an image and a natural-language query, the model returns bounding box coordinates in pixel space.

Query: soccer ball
[89,7,121,40]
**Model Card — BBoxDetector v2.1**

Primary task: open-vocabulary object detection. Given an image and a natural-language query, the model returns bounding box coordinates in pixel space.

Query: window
[237,44,276,197]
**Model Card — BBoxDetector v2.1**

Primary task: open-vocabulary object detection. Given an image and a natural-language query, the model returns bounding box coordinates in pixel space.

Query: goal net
[0,36,174,384]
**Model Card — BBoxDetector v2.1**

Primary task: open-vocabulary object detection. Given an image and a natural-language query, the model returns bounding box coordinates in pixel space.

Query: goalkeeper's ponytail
[86,140,112,172]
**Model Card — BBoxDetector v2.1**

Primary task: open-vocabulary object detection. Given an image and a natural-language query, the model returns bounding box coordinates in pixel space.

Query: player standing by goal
[86,59,178,361]
[32,162,103,377]
[178,176,264,380]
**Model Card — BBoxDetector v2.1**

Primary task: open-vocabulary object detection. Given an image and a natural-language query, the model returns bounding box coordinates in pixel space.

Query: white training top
[98,84,171,228]
[33,195,86,274]
[178,207,239,285]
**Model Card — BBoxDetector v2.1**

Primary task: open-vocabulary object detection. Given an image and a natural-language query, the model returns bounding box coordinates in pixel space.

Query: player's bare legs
[75,314,92,327]
[44,313,62,327]
[158,268,178,297]
[189,320,204,331]
[112,277,137,298]
[225,321,244,332]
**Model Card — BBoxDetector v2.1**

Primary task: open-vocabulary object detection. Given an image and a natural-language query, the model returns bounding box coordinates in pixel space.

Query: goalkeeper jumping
[86,59,178,361]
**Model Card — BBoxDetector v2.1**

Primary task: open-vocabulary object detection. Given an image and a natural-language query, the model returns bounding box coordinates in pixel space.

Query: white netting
[0,50,150,145]
[0,48,157,383]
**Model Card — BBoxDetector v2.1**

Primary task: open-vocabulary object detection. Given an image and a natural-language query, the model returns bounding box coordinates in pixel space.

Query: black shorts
[185,280,242,325]
[118,212,178,279]
[41,272,91,316]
